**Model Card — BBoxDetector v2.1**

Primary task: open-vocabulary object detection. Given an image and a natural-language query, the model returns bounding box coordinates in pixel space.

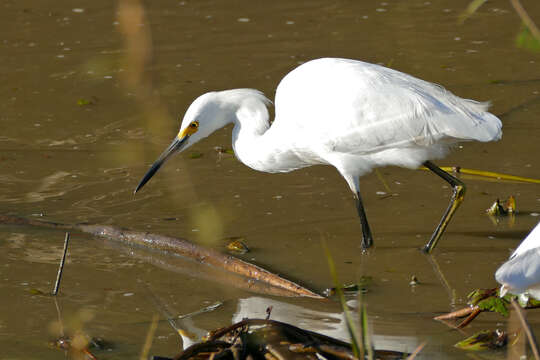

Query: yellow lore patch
[178,121,199,138]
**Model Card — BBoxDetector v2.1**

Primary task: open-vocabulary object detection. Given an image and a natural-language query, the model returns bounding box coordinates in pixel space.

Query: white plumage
[254,58,501,189]
[135,58,502,252]
[496,222,540,299]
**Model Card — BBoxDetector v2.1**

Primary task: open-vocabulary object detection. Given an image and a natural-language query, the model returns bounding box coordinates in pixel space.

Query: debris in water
[409,275,419,286]
[28,288,47,296]
[323,276,373,296]
[214,146,234,155]
[435,287,540,328]
[226,237,249,254]
[154,318,409,360]
[454,329,510,351]
[505,195,516,214]
[486,199,506,216]
[50,334,112,359]
[486,196,517,226]
[76,96,97,106]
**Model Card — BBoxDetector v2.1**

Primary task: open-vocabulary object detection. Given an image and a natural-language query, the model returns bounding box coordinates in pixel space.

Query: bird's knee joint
[454,184,466,201]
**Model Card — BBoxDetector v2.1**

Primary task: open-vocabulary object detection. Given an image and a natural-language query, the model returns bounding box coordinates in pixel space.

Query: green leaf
[29,288,47,296]
[77,98,91,106]
[528,297,540,307]
[467,288,497,306]
[516,24,540,53]
[455,330,507,351]
[476,296,509,317]
[189,152,203,159]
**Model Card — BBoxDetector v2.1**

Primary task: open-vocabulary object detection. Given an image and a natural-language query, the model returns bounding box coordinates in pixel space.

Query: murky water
[1,0,540,358]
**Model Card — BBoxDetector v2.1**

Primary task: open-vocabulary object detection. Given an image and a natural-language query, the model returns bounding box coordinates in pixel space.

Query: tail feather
[439,99,502,143]
[477,112,502,142]
[464,99,491,113]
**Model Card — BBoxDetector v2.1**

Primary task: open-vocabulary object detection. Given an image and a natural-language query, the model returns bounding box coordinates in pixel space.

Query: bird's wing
[274,58,501,156]
[495,247,540,295]
[495,222,540,296]
[510,222,540,258]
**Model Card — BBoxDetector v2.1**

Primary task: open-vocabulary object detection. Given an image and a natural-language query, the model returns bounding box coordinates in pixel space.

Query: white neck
[215,89,301,173]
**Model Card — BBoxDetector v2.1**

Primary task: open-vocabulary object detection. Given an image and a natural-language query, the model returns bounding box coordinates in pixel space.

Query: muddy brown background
[1,0,540,358]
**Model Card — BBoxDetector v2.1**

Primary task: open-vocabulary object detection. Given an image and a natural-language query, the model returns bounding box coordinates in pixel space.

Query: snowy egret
[496,222,540,300]
[134,58,502,253]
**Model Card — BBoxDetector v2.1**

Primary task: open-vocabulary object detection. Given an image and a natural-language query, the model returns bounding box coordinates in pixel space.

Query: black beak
[134,136,189,194]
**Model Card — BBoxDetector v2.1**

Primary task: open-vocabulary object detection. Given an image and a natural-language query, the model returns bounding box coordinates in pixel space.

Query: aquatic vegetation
[454,329,512,351]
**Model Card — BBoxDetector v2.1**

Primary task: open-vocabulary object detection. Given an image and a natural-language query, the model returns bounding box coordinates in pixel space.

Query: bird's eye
[178,121,199,138]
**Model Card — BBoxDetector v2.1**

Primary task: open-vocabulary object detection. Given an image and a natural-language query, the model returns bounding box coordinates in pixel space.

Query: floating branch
[0,215,321,299]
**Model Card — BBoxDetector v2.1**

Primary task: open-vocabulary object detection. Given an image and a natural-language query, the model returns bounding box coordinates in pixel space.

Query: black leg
[355,191,374,250]
[422,161,466,253]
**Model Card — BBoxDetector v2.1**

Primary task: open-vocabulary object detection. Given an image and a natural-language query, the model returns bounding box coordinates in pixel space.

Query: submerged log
[0,214,322,299]
[166,318,409,360]
[115,240,321,298]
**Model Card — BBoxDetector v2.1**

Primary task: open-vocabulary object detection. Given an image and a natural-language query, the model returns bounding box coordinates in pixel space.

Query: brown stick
[79,224,321,298]
[510,0,540,42]
[456,307,482,329]
[265,345,286,360]
[0,214,322,299]
[406,341,427,360]
[52,232,70,296]
[434,306,477,320]
[510,299,540,360]
[318,344,356,359]
[173,341,231,360]
[129,245,310,298]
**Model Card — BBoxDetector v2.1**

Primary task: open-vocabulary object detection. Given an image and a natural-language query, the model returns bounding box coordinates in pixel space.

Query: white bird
[496,222,540,300]
[134,58,502,253]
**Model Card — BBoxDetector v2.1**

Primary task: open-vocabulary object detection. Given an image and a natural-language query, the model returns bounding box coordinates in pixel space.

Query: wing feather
[273,58,502,156]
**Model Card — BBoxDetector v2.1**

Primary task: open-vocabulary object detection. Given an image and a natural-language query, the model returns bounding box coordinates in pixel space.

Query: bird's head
[134,92,231,194]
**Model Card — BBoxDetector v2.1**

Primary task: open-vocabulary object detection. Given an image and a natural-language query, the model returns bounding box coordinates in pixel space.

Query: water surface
[1,0,540,358]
